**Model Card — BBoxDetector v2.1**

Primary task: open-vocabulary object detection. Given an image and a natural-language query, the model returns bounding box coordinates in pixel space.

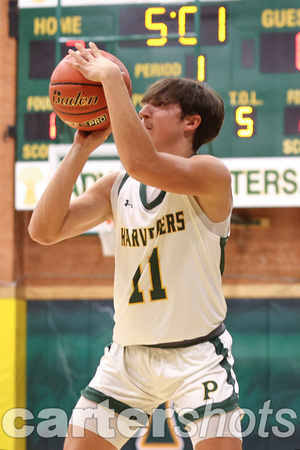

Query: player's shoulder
[190,153,230,174]
[89,170,122,196]
[191,153,223,163]
[99,170,122,184]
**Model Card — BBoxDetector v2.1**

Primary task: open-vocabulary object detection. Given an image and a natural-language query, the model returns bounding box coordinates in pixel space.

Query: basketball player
[29,42,243,449]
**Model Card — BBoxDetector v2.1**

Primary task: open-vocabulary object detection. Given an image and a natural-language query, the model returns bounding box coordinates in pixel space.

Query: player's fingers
[67,51,87,72]
[74,43,93,61]
[65,57,81,70]
[89,42,103,58]
[68,49,85,63]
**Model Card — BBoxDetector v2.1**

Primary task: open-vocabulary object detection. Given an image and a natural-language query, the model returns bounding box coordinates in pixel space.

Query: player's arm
[67,43,231,220]
[28,128,117,245]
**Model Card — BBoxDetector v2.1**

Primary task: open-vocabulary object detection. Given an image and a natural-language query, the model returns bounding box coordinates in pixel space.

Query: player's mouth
[143,122,152,131]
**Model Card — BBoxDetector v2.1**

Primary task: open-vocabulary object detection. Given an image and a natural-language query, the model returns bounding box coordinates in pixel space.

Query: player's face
[139,102,185,150]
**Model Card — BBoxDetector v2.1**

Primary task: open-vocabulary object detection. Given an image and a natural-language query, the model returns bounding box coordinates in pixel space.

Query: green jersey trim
[118,172,130,195]
[139,184,166,210]
[220,236,228,276]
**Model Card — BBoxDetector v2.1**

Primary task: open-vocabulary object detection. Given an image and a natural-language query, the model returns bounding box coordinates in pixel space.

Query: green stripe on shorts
[209,334,237,392]
[81,385,150,424]
[183,334,239,422]
[183,392,239,422]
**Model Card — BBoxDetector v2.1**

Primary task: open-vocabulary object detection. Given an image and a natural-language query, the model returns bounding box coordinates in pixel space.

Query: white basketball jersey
[110,171,230,346]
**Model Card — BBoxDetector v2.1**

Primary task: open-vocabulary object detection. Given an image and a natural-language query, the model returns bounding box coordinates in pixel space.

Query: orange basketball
[49,50,132,131]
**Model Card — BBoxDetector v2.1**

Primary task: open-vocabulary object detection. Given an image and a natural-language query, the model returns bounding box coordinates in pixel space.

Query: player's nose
[139,103,153,119]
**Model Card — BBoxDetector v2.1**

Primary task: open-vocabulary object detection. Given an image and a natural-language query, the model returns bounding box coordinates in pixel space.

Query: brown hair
[141,78,225,152]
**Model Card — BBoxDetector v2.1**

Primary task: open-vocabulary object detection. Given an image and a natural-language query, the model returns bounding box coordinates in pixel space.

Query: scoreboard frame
[16,0,300,209]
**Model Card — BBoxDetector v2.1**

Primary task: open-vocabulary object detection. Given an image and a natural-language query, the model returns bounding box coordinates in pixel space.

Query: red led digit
[295,32,300,71]
[49,112,57,140]
[65,40,86,48]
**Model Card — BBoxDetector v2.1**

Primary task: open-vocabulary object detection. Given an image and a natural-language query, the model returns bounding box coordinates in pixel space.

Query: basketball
[49,50,132,131]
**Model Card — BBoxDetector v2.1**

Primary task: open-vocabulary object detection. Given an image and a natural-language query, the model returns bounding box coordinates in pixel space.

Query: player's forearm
[101,71,156,176]
[28,143,88,244]
[67,43,156,178]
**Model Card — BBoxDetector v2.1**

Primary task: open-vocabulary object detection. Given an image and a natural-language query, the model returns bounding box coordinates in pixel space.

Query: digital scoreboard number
[17,1,300,161]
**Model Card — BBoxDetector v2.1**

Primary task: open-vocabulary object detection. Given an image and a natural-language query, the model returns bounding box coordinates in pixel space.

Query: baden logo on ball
[49,49,132,131]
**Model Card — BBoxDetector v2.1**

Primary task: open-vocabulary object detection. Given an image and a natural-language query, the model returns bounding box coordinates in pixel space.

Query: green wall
[25,298,300,449]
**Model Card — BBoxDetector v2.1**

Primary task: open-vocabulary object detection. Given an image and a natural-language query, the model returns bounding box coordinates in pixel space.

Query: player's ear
[184,114,201,130]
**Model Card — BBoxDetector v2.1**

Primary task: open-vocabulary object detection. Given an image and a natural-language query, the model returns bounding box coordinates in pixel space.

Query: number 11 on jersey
[129,247,168,304]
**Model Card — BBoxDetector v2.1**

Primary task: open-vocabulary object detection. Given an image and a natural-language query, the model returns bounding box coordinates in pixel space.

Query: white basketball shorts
[70,329,242,448]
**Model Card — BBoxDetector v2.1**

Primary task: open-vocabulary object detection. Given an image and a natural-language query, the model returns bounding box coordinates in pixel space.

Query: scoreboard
[16,0,300,209]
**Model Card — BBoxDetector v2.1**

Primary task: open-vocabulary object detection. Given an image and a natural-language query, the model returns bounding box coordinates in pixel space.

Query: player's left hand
[73,125,112,154]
